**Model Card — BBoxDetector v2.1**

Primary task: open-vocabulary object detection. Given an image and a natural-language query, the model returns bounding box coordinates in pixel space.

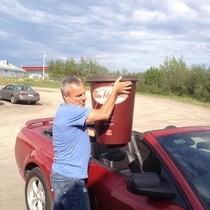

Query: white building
[0,60,26,77]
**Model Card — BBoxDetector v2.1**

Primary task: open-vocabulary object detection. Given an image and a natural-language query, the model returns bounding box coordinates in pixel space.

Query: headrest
[100,150,127,162]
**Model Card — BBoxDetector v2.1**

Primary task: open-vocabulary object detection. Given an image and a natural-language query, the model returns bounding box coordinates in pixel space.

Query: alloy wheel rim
[27,177,46,210]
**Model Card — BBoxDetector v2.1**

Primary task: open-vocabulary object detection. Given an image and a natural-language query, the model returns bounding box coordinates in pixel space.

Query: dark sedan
[14,117,210,209]
[0,84,40,104]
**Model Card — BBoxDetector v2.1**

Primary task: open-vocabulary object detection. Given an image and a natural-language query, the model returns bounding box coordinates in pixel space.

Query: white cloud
[0,0,210,71]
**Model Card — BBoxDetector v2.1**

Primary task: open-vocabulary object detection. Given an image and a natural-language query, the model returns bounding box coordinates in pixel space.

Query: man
[50,76,132,210]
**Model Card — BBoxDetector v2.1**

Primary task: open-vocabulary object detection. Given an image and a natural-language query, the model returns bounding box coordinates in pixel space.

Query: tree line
[47,56,210,102]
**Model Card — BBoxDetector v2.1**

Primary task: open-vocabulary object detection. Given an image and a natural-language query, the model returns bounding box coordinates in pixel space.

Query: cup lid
[86,75,139,82]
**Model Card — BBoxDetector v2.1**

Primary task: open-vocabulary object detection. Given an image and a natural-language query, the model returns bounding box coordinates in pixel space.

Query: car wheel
[11,96,17,104]
[25,167,53,210]
[31,101,36,105]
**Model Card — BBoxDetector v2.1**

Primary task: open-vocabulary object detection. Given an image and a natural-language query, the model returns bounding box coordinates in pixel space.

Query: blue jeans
[50,171,90,210]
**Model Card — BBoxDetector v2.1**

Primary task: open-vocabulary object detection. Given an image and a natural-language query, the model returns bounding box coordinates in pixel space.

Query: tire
[25,167,53,210]
[11,96,17,104]
[31,101,36,105]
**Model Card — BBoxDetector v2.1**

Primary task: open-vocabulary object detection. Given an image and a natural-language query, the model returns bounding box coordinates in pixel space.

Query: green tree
[159,56,189,96]
[63,58,79,77]
[187,65,210,101]
[78,57,109,77]
[142,67,167,94]
[47,59,65,78]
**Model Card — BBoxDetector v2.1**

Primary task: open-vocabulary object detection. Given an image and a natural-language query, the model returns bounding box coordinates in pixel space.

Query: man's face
[64,82,87,107]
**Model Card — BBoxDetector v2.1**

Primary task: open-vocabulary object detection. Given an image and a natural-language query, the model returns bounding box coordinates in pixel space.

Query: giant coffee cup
[86,75,138,145]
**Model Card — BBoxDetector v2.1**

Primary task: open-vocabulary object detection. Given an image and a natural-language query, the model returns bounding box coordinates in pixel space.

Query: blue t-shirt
[52,103,92,179]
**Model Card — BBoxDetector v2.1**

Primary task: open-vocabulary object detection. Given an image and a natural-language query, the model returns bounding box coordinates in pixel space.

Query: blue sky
[1,0,210,72]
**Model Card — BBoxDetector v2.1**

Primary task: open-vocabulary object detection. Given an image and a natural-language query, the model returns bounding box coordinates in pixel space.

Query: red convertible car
[14,117,210,210]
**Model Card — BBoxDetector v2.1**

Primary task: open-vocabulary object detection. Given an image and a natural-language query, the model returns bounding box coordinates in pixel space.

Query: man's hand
[113,76,132,94]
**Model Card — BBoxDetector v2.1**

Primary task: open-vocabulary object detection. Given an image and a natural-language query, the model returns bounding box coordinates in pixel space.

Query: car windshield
[16,85,33,91]
[157,131,210,209]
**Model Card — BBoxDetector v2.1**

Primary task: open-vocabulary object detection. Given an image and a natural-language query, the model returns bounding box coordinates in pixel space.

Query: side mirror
[127,173,176,199]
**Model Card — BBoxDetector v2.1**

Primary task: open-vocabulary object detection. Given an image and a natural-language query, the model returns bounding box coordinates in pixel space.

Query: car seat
[99,145,141,175]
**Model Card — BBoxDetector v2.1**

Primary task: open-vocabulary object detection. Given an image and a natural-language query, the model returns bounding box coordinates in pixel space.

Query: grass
[1,77,210,109]
[0,77,60,88]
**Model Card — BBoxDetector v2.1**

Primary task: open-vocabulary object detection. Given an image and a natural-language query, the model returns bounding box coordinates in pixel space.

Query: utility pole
[43,51,46,79]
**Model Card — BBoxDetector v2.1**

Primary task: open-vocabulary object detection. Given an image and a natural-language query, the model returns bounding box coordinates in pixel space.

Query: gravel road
[0,87,210,209]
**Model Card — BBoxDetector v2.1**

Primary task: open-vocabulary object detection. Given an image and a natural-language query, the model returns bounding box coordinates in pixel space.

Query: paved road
[0,87,210,209]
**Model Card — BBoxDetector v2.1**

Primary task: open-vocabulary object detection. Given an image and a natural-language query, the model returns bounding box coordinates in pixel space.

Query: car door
[1,85,10,99]
[88,160,186,210]
[3,85,14,100]
[88,142,194,210]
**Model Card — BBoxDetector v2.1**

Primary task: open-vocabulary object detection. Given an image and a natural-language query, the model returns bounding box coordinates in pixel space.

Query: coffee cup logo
[92,86,128,104]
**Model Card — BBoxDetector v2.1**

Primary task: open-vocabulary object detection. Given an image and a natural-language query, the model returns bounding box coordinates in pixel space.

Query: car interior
[44,126,161,176]
[90,131,161,175]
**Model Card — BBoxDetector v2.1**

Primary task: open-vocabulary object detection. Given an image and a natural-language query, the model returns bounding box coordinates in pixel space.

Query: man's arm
[86,76,132,123]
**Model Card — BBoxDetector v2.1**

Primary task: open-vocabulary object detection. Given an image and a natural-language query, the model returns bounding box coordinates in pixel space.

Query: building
[0,60,26,77]
[22,66,49,78]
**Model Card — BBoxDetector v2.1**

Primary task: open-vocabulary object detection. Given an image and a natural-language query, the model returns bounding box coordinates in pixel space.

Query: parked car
[0,84,40,104]
[14,117,210,210]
